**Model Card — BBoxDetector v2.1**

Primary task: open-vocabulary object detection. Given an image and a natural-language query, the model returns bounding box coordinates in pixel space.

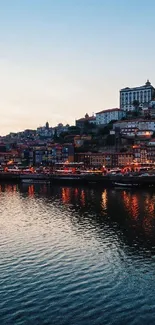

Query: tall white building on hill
[120,80,155,111]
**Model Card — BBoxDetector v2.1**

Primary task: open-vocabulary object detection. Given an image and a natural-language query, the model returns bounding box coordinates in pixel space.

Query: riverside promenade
[1,171,155,188]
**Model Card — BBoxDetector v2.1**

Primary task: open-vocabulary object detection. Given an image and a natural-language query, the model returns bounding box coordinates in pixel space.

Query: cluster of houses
[1,80,155,169]
[75,141,155,168]
[0,143,75,167]
[75,80,155,166]
[76,80,155,128]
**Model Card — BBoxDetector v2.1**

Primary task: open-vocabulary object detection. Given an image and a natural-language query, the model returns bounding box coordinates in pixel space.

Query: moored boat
[114,182,139,188]
[21,179,50,184]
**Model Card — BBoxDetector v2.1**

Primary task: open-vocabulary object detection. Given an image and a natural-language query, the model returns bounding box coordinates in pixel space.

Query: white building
[149,100,155,108]
[37,123,53,137]
[96,108,126,125]
[119,128,153,139]
[113,119,155,131]
[148,139,155,146]
[120,80,155,111]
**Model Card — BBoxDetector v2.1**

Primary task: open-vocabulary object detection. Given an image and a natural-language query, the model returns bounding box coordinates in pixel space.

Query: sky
[0,0,155,135]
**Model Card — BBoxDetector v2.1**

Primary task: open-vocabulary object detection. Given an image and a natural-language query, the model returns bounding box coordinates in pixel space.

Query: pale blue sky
[0,0,155,134]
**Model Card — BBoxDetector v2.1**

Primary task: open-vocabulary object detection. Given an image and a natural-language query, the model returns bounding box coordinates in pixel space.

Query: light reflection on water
[0,183,155,325]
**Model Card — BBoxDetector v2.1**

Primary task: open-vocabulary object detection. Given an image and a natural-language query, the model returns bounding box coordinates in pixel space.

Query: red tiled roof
[76,118,85,122]
[96,108,122,115]
[76,116,96,122]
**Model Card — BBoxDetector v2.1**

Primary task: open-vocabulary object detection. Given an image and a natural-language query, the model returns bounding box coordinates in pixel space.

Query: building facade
[75,152,133,168]
[132,145,148,163]
[113,119,155,132]
[120,80,155,111]
[96,108,126,125]
[132,143,155,164]
[76,114,96,129]
[33,144,74,166]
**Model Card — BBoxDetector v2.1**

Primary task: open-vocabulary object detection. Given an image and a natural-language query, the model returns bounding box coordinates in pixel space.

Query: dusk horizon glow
[1,0,155,135]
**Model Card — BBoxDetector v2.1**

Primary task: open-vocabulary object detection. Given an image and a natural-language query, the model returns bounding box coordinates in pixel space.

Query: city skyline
[1,0,155,135]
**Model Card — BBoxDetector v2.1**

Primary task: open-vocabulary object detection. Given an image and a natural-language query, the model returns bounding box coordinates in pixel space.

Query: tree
[144,113,151,119]
[68,126,80,134]
[106,134,115,146]
[120,147,127,152]
[132,111,139,117]
[84,120,95,129]
[58,131,69,143]
[53,129,58,141]
[108,119,117,124]
[98,126,109,136]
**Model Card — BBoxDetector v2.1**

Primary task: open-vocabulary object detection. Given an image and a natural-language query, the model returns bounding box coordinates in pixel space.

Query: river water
[0,183,155,325]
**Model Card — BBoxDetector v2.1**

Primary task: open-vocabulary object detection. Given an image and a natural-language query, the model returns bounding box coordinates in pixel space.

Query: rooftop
[120,80,155,92]
[96,108,123,115]
[76,116,96,122]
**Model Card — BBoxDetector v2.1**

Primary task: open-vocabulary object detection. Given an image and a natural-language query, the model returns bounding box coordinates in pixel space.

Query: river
[0,183,155,325]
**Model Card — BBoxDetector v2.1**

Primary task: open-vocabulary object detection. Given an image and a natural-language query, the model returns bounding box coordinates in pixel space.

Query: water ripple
[0,185,155,324]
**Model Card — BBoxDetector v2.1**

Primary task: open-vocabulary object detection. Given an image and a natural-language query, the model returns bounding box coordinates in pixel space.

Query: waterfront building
[117,152,133,167]
[74,152,92,168]
[132,145,149,164]
[0,150,21,165]
[120,80,155,111]
[96,108,126,125]
[89,153,113,168]
[33,144,74,166]
[132,143,155,164]
[75,151,133,168]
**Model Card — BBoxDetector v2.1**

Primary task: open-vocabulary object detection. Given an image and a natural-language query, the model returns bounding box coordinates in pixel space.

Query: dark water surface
[0,184,155,325]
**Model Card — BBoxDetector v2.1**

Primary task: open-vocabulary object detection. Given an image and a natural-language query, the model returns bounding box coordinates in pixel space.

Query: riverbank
[1,172,155,188]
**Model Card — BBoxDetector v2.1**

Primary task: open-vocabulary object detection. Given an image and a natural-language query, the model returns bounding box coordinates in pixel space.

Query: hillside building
[120,80,155,111]
[96,108,125,125]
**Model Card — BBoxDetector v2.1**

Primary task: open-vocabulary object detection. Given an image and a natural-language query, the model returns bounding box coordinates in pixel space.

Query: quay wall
[0,172,155,187]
